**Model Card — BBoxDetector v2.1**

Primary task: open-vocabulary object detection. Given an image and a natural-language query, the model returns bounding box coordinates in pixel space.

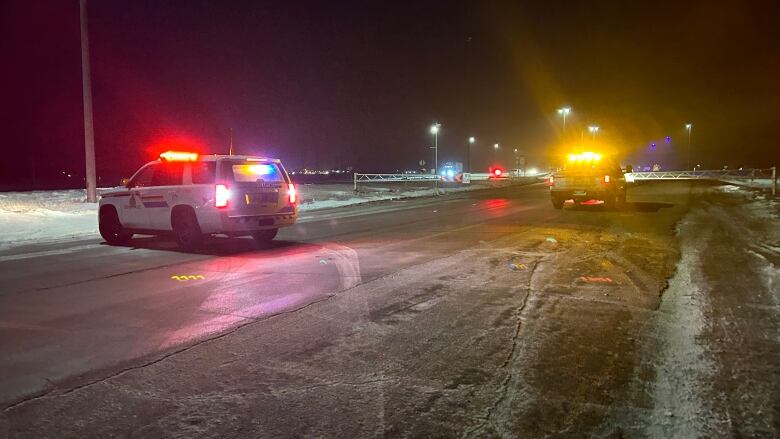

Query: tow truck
[99,151,298,250]
[548,152,627,210]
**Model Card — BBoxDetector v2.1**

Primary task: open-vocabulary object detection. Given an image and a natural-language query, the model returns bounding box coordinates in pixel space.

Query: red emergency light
[489,167,505,178]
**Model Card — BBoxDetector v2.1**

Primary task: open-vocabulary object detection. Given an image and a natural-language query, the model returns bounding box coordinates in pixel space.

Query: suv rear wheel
[251,228,278,245]
[551,196,565,210]
[172,209,203,251]
[99,208,133,245]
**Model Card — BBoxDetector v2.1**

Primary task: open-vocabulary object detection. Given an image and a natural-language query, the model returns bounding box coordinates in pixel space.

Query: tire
[251,228,278,245]
[172,209,203,251]
[603,194,618,211]
[551,196,565,210]
[99,207,132,245]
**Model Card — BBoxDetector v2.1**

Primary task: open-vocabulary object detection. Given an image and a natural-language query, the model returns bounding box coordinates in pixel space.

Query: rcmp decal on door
[141,195,168,208]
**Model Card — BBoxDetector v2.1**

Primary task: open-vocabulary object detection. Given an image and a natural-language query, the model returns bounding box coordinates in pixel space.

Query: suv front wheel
[99,208,133,245]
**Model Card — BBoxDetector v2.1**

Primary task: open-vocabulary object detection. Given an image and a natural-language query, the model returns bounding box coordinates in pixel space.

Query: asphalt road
[1,181,776,437]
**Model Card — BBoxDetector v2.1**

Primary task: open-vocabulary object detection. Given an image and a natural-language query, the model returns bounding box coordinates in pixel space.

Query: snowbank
[0,183,497,250]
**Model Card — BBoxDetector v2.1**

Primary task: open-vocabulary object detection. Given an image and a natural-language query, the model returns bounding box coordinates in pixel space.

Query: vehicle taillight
[603,175,610,184]
[494,169,502,177]
[215,184,230,208]
[548,175,555,186]
[287,183,297,204]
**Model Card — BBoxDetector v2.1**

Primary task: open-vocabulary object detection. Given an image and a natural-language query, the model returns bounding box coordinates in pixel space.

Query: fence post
[773,166,777,196]
[353,172,357,193]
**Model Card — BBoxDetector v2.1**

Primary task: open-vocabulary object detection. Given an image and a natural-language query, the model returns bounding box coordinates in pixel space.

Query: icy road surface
[0,182,777,437]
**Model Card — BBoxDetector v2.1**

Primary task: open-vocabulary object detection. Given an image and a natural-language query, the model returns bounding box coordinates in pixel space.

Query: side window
[219,161,235,182]
[192,162,216,184]
[128,164,157,188]
[151,163,184,186]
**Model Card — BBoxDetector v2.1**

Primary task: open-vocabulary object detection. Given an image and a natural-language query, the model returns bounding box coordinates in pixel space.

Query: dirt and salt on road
[1,182,777,437]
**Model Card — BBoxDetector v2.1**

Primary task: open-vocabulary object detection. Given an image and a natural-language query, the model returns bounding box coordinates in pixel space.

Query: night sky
[1,0,779,189]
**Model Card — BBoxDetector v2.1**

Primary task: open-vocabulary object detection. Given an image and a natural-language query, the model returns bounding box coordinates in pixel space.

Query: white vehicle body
[98,152,298,248]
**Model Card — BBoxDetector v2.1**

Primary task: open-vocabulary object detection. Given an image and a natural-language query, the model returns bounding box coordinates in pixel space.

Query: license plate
[571,177,592,186]
[245,192,277,205]
[573,190,587,196]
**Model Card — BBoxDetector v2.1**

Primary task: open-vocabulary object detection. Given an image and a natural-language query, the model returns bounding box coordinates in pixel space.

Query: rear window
[192,162,217,184]
[220,161,286,183]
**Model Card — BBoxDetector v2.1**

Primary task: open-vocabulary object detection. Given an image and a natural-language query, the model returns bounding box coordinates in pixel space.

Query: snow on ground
[0,182,501,250]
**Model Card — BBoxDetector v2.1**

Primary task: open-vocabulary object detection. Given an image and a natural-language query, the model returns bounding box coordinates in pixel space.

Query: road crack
[462,259,542,438]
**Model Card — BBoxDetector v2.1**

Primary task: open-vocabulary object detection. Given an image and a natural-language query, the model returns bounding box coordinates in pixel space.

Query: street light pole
[80,0,97,203]
[557,107,571,134]
[685,123,693,170]
[467,136,475,174]
[430,123,441,191]
[430,123,440,174]
[588,125,599,143]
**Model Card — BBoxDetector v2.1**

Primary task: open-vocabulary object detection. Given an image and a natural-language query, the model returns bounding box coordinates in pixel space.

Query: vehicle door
[144,162,185,231]
[121,163,158,229]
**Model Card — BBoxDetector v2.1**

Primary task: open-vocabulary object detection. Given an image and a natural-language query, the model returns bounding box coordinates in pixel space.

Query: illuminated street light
[557,107,571,133]
[466,136,476,173]
[430,123,441,176]
[685,123,693,170]
[493,143,499,150]
[588,125,599,142]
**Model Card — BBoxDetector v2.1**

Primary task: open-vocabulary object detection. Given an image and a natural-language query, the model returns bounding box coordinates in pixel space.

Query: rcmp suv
[99,151,298,250]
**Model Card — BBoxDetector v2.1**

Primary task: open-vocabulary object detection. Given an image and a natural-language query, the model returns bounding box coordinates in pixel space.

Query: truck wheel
[172,209,203,251]
[251,228,278,245]
[603,194,618,211]
[99,208,132,245]
[551,196,565,210]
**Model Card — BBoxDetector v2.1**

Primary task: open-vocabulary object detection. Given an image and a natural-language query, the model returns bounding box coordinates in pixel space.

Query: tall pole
[558,107,571,135]
[434,130,438,176]
[430,123,440,192]
[467,137,475,174]
[80,0,97,202]
[686,123,693,170]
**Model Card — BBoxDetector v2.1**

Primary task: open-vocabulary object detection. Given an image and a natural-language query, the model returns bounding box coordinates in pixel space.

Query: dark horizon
[2,0,779,190]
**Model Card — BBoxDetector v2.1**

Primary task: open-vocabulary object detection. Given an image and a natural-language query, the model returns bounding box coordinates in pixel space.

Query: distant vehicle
[548,152,627,210]
[489,166,506,179]
[99,151,298,250]
[439,161,463,182]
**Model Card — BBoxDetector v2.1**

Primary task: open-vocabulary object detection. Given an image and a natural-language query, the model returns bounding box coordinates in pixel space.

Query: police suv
[99,151,298,250]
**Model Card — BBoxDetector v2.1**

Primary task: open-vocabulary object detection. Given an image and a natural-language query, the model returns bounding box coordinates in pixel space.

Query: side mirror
[625,165,633,173]
[120,178,130,187]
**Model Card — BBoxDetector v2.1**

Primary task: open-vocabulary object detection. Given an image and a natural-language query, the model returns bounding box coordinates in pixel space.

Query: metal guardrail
[352,173,438,191]
[352,172,548,191]
[626,167,777,194]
